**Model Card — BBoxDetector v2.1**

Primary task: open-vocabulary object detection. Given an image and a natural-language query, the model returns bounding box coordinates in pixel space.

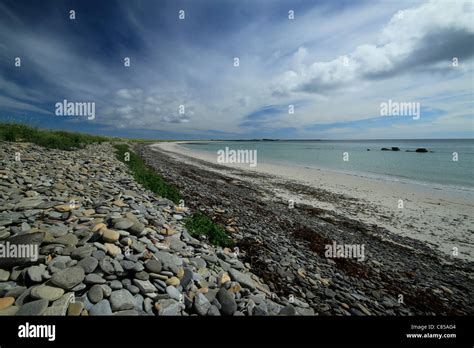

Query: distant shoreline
[177,140,474,192]
[177,138,474,142]
[151,141,474,261]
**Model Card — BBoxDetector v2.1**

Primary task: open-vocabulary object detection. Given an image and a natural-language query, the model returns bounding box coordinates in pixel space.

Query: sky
[0,0,473,140]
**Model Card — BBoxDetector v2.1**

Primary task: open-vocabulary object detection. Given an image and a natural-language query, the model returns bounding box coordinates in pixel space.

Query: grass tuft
[185,211,234,247]
[114,144,182,204]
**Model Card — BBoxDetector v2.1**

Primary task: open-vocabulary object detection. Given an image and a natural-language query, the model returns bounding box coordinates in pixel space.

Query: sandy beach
[151,142,474,261]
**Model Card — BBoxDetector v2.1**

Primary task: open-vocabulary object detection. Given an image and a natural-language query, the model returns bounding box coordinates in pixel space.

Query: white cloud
[277,0,474,95]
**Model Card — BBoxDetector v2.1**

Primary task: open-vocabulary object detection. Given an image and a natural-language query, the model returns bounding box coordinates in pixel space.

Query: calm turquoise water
[182,140,474,189]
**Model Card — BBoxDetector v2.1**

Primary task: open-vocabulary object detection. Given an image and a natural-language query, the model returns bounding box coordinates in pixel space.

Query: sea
[182,139,474,190]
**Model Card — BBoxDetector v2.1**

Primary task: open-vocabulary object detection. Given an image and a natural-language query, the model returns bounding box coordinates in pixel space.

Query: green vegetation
[114,144,182,204]
[0,123,109,150]
[185,211,234,247]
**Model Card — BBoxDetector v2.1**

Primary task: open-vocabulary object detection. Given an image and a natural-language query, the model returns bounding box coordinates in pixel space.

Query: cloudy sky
[0,0,473,139]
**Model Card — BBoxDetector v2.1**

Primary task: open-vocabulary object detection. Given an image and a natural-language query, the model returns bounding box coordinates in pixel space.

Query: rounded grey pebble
[89,299,112,316]
[126,284,140,295]
[16,299,49,316]
[110,280,123,290]
[88,284,104,303]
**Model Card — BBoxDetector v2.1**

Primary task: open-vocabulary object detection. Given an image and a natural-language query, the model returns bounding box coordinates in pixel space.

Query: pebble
[85,273,106,284]
[133,279,157,293]
[217,288,237,316]
[16,299,49,316]
[135,271,149,281]
[0,305,19,316]
[51,266,85,289]
[99,258,115,274]
[27,265,45,283]
[228,269,255,290]
[31,285,65,301]
[194,293,211,316]
[5,286,27,298]
[78,256,99,273]
[114,218,134,230]
[88,284,104,303]
[155,251,181,273]
[105,243,121,256]
[102,229,120,243]
[279,305,297,316]
[0,297,15,310]
[110,280,123,290]
[126,285,140,295]
[207,305,221,316]
[166,286,181,301]
[71,245,94,259]
[156,299,184,316]
[67,301,84,316]
[0,269,10,281]
[101,284,113,298]
[110,289,135,311]
[145,259,162,273]
[16,198,43,210]
[54,233,78,246]
[165,277,180,286]
[89,299,112,316]
[180,268,193,289]
[44,293,75,316]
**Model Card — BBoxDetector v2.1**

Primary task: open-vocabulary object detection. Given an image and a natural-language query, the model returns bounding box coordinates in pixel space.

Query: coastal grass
[114,144,182,204]
[185,211,234,248]
[0,123,109,150]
